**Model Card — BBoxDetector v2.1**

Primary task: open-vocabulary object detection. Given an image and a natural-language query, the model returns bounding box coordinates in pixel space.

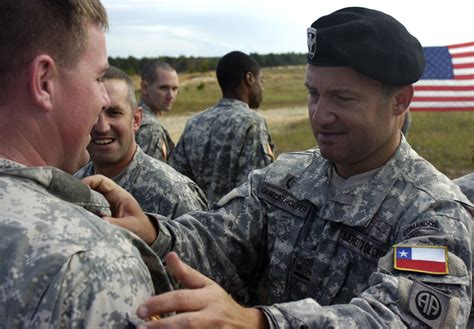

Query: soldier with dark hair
[75,66,208,218]
[0,1,171,327]
[170,51,274,205]
[215,51,262,108]
[136,60,178,162]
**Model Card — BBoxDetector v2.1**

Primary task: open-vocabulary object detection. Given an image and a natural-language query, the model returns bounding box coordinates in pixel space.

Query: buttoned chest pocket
[288,221,389,305]
[264,209,308,302]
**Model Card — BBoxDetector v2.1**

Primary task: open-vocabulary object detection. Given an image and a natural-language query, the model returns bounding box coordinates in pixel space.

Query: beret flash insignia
[307,27,317,60]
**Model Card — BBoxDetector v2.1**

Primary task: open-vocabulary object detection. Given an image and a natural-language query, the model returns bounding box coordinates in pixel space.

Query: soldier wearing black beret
[306,6,425,85]
[85,7,473,329]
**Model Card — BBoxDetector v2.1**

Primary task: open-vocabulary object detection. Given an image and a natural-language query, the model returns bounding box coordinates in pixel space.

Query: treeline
[109,52,306,76]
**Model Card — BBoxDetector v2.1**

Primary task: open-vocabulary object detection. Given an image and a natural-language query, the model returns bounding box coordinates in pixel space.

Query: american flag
[411,41,474,112]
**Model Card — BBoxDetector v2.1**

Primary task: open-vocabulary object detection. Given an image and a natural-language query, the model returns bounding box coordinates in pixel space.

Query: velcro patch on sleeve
[394,245,448,275]
[401,219,440,238]
[409,281,450,329]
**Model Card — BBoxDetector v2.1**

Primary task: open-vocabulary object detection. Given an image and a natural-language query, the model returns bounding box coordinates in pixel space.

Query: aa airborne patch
[409,281,449,329]
[307,27,317,60]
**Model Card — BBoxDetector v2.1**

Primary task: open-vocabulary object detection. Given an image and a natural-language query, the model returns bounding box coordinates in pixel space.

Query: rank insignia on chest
[393,246,448,275]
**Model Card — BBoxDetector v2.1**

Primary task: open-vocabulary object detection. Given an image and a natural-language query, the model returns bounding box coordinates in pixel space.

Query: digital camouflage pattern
[454,172,474,329]
[454,172,474,203]
[0,158,172,328]
[135,102,174,162]
[169,98,274,205]
[76,147,208,218]
[152,138,472,328]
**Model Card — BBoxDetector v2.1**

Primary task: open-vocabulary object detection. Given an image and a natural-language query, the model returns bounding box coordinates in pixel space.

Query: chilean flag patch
[394,246,448,275]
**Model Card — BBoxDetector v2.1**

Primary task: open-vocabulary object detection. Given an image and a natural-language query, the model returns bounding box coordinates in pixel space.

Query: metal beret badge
[307,27,317,60]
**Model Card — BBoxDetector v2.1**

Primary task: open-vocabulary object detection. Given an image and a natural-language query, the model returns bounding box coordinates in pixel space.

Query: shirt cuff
[256,305,284,329]
[147,213,173,258]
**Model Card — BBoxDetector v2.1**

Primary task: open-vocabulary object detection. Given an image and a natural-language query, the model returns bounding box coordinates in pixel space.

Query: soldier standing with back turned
[170,51,274,205]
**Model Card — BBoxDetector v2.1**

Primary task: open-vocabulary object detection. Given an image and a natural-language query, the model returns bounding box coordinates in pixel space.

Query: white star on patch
[398,250,409,258]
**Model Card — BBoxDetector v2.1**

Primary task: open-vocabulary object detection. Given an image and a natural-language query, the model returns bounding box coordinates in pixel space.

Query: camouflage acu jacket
[135,102,174,162]
[152,138,472,328]
[169,98,274,206]
[454,172,474,203]
[0,158,172,328]
[76,147,208,218]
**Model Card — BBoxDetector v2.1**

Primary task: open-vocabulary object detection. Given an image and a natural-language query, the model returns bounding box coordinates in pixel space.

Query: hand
[136,252,269,329]
[82,174,158,244]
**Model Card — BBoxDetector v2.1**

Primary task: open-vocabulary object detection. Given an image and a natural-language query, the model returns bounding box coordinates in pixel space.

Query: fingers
[138,312,201,329]
[137,253,214,320]
[82,174,144,218]
[82,175,134,210]
[106,215,157,244]
[138,289,207,319]
[165,252,211,289]
[82,174,120,196]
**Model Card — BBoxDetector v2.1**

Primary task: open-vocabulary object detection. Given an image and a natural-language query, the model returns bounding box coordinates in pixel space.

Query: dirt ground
[161,106,308,142]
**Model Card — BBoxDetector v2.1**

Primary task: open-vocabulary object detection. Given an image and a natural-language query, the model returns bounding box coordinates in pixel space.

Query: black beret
[307,7,426,85]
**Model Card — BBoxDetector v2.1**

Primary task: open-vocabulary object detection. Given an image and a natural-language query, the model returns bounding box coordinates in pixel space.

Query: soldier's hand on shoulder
[82,174,158,244]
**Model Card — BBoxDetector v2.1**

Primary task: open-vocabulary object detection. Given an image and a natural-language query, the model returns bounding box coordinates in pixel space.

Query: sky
[102,0,473,58]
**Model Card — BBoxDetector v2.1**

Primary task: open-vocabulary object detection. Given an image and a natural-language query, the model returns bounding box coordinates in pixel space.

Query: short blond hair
[0,0,108,96]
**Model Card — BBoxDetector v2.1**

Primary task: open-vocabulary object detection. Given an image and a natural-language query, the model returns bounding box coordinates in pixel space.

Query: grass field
[134,66,474,179]
[133,66,308,114]
[269,112,474,179]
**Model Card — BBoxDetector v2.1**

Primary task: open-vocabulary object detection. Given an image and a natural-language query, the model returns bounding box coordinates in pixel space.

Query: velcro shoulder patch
[401,219,441,238]
[394,245,448,275]
[409,281,450,329]
[259,182,311,218]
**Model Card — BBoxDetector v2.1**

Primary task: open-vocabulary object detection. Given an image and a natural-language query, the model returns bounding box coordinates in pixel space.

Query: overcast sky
[102,0,473,58]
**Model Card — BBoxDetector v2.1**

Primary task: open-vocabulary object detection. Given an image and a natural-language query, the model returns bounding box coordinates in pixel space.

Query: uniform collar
[112,146,142,189]
[265,138,412,227]
[139,101,160,123]
[0,158,111,217]
[217,98,250,108]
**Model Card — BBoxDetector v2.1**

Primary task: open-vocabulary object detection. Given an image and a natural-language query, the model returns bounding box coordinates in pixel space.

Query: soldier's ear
[393,85,414,115]
[244,72,255,87]
[29,54,57,112]
[133,106,143,133]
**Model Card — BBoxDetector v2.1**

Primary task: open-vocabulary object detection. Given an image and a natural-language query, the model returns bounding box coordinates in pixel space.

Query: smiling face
[141,68,179,115]
[305,65,403,177]
[87,78,141,177]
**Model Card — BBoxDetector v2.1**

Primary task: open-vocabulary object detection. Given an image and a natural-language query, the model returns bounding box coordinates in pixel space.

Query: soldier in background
[87,7,473,328]
[170,51,274,205]
[0,1,171,327]
[76,66,208,218]
[136,60,178,162]
[454,172,474,202]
